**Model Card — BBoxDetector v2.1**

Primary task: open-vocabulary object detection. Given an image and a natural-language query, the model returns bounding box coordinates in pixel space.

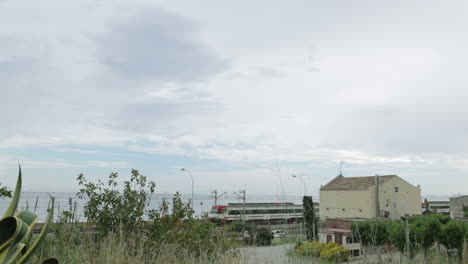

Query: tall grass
[30,228,242,264]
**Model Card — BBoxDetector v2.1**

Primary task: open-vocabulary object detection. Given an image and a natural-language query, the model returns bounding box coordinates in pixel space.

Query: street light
[292,174,307,196]
[181,168,194,211]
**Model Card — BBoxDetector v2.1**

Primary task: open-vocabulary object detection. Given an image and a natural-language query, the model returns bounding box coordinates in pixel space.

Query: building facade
[422,200,450,215]
[319,174,422,220]
[449,195,468,220]
[318,218,361,256]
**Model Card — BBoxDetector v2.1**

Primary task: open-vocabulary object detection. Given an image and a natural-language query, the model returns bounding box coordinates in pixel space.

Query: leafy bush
[255,227,274,246]
[230,222,252,232]
[294,240,324,257]
[319,242,349,263]
[77,169,155,234]
[146,193,231,257]
[294,241,348,263]
[242,226,273,246]
[77,170,232,260]
[439,220,468,260]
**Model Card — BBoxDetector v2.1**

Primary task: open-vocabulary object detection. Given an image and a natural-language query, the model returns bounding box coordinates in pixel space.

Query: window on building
[346,236,353,243]
[394,187,399,192]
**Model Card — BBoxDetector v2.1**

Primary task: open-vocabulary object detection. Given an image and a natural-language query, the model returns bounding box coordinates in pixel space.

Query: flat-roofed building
[319,174,422,220]
[449,195,468,220]
[423,200,450,215]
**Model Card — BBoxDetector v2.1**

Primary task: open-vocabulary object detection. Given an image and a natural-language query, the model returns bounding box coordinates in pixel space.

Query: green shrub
[320,242,349,263]
[294,241,348,263]
[242,226,273,246]
[146,193,232,258]
[76,169,155,235]
[230,222,251,232]
[294,241,323,257]
[78,170,232,260]
[255,227,274,246]
[439,220,468,260]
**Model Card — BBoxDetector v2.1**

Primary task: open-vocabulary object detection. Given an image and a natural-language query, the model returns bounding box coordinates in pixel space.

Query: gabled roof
[320,174,397,191]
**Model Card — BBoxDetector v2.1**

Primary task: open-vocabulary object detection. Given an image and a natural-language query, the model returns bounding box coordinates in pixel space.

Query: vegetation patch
[293,241,348,263]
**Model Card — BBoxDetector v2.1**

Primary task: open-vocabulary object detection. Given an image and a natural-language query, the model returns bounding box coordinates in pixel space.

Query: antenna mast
[339,160,344,176]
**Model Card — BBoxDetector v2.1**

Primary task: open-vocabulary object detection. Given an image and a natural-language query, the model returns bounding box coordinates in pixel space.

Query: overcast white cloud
[1,0,468,196]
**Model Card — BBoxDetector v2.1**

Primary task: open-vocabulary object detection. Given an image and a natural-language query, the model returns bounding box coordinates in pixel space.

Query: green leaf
[16,196,54,264]
[2,242,25,264]
[3,166,22,218]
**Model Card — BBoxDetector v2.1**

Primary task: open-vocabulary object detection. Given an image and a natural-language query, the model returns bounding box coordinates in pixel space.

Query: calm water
[0,191,307,222]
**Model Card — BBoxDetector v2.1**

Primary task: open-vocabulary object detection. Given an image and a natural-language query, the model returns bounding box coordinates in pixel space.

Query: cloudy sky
[1,0,467,197]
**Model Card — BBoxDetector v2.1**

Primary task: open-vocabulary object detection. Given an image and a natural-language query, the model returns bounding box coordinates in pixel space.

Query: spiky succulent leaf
[1,242,25,264]
[3,167,22,218]
[16,197,54,264]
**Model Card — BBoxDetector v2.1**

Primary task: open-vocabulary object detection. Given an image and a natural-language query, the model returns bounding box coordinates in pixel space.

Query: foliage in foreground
[77,169,155,234]
[242,226,274,246]
[0,167,57,264]
[76,170,233,260]
[32,231,240,264]
[294,241,348,263]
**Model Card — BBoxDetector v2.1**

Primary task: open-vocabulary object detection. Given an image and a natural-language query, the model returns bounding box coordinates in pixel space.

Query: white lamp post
[181,168,194,211]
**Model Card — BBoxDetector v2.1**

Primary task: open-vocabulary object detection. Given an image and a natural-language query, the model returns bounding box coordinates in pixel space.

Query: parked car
[271,229,286,238]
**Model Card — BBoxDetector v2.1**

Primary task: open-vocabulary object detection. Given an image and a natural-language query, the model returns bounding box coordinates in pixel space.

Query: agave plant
[0,166,58,264]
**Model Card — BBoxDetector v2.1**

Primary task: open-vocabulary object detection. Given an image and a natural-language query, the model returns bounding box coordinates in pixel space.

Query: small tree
[387,220,406,254]
[303,196,318,241]
[439,220,467,262]
[430,213,451,225]
[351,221,372,257]
[410,216,442,259]
[77,169,156,235]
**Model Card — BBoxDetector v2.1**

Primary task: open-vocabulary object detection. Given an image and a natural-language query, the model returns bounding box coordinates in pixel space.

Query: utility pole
[405,217,410,260]
[235,190,246,222]
[401,216,410,263]
[210,189,227,206]
[375,174,379,217]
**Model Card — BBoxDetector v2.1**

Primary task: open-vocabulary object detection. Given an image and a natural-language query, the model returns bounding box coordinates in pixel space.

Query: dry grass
[30,233,242,264]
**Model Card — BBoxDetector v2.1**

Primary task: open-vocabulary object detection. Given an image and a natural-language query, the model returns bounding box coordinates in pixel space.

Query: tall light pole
[292,174,307,196]
[181,168,194,211]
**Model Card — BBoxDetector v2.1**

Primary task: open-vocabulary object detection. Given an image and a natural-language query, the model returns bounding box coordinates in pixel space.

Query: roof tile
[320,175,397,191]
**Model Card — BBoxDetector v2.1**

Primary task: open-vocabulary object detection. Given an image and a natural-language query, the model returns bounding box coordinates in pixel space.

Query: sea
[0,191,307,222]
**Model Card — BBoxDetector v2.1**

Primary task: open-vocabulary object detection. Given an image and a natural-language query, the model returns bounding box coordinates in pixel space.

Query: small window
[346,236,353,243]
[394,187,399,192]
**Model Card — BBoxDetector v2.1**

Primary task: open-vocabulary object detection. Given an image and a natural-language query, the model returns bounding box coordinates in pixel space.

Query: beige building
[449,195,468,220]
[319,174,422,220]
